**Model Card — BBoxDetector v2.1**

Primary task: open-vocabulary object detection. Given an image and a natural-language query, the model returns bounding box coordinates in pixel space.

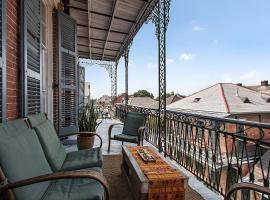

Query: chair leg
[122,141,124,145]
[108,138,111,152]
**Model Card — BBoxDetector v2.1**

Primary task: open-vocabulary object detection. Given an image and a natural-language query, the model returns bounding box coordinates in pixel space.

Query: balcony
[112,104,270,199]
[1,0,270,199]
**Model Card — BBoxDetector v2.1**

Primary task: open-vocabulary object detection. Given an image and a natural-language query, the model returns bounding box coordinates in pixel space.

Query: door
[20,0,41,116]
[54,11,78,136]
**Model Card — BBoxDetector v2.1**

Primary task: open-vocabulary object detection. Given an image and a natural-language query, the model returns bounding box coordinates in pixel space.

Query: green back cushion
[34,121,67,172]
[122,112,146,136]
[0,119,52,200]
[27,113,48,127]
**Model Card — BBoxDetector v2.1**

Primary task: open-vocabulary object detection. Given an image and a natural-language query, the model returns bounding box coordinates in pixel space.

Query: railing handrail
[115,104,270,198]
[116,104,270,129]
[225,182,270,200]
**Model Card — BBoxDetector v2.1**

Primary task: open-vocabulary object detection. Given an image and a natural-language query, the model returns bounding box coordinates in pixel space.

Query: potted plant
[77,100,100,150]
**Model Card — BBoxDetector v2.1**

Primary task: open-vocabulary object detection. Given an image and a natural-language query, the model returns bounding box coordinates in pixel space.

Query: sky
[85,0,270,99]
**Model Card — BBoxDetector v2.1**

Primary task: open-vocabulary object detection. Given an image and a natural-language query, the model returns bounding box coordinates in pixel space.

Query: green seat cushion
[61,148,103,171]
[33,121,67,172]
[0,119,52,200]
[114,134,138,143]
[122,112,145,136]
[43,172,105,200]
[28,113,48,127]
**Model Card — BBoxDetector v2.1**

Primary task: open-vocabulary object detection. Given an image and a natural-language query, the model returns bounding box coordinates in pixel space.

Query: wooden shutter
[79,66,85,109]
[0,0,6,122]
[20,0,41,116]
[54,11,78,136]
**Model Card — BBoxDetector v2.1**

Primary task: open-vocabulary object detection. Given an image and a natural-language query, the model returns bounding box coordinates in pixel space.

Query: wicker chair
[0,119,109,200]
[108,112,146,152]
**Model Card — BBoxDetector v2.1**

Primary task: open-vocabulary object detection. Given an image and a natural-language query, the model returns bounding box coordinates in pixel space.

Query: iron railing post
[148,0,171,153]
[124,44,131,113]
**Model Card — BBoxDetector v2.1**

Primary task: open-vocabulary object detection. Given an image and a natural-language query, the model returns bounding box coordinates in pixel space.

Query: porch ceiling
[69,0,157,62]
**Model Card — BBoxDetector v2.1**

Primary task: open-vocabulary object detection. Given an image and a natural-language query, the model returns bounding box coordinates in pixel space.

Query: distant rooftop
[245,80,270,95]
[128,97,157,109]
[167,83,270,117]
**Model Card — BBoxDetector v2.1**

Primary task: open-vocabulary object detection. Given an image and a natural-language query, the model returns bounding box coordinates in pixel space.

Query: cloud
[192,26,205,32]
[166,58,174,65]
[240,70,257,80]
[146,62,157,69]
[212,40,219,45]
[179,53,195,61]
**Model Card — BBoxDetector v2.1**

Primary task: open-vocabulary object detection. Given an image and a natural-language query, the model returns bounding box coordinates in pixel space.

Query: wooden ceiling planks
[69,0,157,61]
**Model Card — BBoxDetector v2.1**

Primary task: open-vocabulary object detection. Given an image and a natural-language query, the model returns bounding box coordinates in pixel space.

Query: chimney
[261,80,269,87]
[236,88,239,97]
[236,83,242,86]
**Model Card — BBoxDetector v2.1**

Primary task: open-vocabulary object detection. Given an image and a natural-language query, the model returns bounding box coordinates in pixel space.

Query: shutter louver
[21,0,41,116]
[54,11,78,136]
[0,0,6,122]
[79,66,85,109]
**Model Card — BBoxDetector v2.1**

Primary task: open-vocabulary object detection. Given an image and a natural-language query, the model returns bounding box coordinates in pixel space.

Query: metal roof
[167,83,270,117]
[69,0,157,62]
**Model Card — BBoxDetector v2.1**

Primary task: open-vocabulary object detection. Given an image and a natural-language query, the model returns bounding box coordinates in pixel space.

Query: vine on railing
[115,104,270,198]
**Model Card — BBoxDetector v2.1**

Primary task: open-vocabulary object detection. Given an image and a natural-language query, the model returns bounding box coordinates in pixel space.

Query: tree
[133,90,154,99]
[166,91,175,98]
[155,91,175,100]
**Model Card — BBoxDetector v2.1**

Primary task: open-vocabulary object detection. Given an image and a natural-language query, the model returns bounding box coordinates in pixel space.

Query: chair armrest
[0,170,109,200]
[138,126,146,142]
[64,132,103,148]
[225,182,270,200]
[108,123,124,139]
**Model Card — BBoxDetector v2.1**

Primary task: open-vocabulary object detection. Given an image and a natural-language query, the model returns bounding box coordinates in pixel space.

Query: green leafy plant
[78,100,99,134]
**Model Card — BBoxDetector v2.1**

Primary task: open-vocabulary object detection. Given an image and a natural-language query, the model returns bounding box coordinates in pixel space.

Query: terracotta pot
[77,133,95,150]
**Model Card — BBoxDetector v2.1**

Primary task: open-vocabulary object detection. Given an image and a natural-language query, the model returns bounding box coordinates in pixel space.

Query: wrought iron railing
[115,104,270,199]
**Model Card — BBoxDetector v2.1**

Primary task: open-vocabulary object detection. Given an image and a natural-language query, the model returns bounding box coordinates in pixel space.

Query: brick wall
[6,0,19,120]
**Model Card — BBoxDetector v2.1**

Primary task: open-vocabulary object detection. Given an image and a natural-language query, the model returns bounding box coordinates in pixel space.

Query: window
[193,97,201,103]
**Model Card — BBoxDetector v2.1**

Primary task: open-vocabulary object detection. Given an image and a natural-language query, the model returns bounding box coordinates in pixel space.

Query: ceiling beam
[78,36,123,44]
[69,5,136,23]
[116,0,153,60]
[102,0,119,60]
[77,23,128,35]
[78,44,119,52]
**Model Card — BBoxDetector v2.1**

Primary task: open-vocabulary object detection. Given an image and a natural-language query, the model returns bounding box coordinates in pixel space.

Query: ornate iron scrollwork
[79,59,117,101]
[146,0,171,153]
[123,42,132,108]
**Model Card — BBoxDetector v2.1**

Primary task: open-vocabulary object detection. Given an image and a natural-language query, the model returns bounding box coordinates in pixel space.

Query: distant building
[84,82,91,104]
[245,80,270,95]
[167,83,270,185]
[115,93,126,104]
[166,94,185,105]
[151,94,185,109]
[167,83,270,121]
[96,95,111,107]
[128,97,157,109]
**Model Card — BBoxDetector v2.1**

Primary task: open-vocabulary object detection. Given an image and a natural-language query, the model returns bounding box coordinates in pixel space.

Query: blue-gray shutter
[20,0,41,117]
[0,0,6,122]
[79,66,85,109]
[57,11,78,136]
